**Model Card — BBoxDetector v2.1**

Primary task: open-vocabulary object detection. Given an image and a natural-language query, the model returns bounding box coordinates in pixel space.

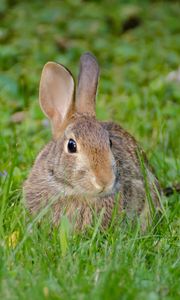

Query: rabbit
[24,52,161,230]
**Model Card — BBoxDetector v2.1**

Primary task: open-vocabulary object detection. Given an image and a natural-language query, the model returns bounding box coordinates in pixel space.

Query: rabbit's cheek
[113,176,121,194]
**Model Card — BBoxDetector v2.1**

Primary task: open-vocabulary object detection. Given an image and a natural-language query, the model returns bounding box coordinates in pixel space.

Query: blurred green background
[0,0,179,188]
[0,1,180,300]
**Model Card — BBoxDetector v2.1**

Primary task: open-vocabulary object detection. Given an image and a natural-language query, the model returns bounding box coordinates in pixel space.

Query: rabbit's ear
[76,53,99,116]
[39,62,75,139]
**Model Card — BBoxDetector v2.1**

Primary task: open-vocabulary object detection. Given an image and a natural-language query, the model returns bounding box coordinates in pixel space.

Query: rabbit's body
[24,53,161,229]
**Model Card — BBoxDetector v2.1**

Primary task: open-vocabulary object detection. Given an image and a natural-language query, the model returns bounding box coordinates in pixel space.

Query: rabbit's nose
[91,174,115,193]
[91,176,103,192]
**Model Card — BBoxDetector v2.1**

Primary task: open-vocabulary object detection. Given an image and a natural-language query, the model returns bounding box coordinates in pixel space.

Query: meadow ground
[0,1,179,299]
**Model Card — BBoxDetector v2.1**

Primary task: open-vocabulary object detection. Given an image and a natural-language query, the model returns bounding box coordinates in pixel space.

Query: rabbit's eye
[109,139,112,148]
[67,139,77,153]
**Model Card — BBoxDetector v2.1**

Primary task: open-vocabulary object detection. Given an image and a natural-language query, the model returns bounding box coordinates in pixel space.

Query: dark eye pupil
[109,139,112,148]
[68,139,77,153]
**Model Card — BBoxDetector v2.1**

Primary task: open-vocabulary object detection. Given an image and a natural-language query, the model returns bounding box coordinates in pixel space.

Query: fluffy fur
[24,53,161,230]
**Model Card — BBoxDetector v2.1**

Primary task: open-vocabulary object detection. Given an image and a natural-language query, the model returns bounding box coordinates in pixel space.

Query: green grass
[0,0,180,299]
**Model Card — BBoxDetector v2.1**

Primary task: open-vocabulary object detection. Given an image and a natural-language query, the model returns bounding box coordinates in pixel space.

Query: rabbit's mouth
[97,177,120,198]
[102,176,120,196]
[94,177,118,198]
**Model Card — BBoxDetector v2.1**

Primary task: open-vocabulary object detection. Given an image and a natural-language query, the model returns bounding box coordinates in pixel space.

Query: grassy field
[0,1,180,299]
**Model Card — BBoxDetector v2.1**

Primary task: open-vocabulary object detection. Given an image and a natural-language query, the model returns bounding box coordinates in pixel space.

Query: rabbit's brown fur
[24,53,161,230]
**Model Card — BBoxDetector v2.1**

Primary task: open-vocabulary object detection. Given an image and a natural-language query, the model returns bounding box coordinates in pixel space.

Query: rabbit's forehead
[67,118,109,148]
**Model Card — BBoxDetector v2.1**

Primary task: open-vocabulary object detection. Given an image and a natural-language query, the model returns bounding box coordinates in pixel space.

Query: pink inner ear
[39,62,75,138]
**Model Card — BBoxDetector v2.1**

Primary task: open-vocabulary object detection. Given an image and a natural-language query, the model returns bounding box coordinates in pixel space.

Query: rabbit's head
[39,53,117,198]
